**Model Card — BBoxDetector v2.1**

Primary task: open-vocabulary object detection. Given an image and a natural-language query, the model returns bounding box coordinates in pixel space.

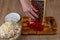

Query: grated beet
[28,22,43,31]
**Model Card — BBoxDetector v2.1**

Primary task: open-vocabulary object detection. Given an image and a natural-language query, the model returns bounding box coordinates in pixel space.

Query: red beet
[27,0,44,31]
[31,0,43,22]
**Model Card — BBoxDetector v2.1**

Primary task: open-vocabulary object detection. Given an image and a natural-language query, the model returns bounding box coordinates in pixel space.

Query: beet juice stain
[27,0,44,31]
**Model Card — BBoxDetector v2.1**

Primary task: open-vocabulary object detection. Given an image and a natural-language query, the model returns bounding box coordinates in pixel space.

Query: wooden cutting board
[21,17,57,35]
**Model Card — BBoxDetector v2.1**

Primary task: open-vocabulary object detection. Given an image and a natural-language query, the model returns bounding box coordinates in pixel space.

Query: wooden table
[0,0,26,25]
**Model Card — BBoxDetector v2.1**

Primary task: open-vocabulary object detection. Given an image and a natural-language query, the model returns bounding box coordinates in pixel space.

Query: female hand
[20,0,38,20]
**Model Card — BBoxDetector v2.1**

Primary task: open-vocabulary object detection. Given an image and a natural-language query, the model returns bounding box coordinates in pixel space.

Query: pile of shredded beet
[28,22,43,31]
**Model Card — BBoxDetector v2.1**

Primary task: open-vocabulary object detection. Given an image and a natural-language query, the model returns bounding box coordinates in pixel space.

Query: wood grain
[0,0,26,25]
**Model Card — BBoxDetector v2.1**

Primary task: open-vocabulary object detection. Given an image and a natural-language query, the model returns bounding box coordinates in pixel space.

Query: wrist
[20,0,28,6]
[20,0,27,3]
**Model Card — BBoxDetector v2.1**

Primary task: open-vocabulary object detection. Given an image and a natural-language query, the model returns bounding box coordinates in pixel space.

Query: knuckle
[28,8,31,11]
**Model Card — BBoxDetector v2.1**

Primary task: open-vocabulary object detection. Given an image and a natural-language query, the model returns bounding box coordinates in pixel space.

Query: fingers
[30,9,38,18]
[24,8,38,20]
[31,5,38,12]
[25,11,35,20]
